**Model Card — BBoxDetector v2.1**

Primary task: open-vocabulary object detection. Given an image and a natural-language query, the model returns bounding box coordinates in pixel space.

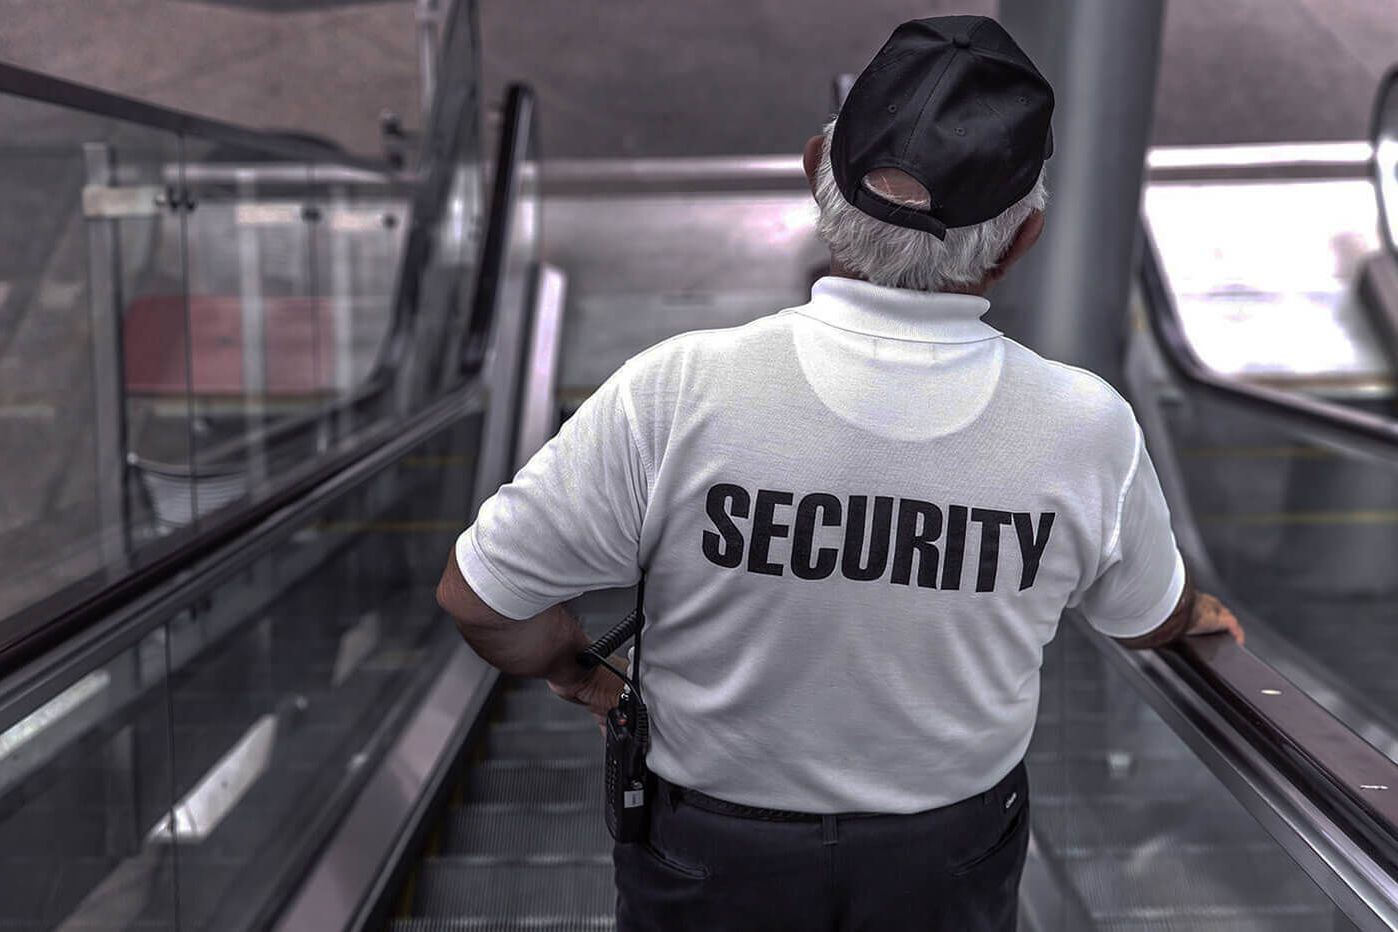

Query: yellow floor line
[314,519,463,533]
[1202,509,1398,526]
[1180,446,1333,460]
[402,455,474,467]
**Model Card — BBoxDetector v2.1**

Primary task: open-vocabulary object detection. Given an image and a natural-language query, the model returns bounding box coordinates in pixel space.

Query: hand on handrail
[1185,592,1245,646]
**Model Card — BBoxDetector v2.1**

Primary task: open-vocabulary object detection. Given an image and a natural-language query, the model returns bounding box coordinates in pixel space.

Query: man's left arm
[435,369,648,717]
[435,549,620,718]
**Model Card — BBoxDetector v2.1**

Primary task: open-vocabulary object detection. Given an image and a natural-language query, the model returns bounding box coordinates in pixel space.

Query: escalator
[378,124,1398,932]
[5,18,1398,932]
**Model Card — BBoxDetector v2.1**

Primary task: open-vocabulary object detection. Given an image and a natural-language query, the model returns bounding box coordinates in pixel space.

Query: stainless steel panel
[272,643,497,932]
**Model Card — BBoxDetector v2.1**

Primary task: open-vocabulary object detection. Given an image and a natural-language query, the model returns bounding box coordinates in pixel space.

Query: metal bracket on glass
[81,183,165,219]
[82,143,133,568]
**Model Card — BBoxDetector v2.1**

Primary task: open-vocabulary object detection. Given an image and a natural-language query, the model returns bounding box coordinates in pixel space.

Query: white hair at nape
[814,120,1047,292]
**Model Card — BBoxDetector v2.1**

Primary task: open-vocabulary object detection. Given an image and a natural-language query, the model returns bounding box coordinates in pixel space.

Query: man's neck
[823,255,991,298]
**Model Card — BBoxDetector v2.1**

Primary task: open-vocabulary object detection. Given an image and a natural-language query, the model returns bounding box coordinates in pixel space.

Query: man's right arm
[1077,427,1244,649]
[1113,571,1244,650]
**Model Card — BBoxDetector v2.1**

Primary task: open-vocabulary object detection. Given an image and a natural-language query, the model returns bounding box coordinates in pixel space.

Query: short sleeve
[1074,431,1186,638]
[455,368,649,619]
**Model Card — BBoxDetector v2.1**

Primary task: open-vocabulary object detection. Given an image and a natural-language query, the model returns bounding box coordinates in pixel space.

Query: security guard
[436,14,1243,932]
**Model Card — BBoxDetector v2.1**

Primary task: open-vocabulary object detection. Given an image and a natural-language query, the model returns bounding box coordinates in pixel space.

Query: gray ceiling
[479,0,1398,158]
[2,0,1395,158]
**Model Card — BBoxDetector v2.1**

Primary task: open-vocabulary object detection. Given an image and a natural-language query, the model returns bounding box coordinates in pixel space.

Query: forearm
[456,604,591,678]
[435,546,590,679]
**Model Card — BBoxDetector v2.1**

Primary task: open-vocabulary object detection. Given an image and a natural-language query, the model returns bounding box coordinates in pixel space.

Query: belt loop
[821,815,838,846]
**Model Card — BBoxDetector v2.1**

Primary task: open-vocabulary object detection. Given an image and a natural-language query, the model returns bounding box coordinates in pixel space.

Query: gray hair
[814,120,1047,292]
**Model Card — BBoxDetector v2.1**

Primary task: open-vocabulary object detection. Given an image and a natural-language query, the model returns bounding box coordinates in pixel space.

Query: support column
[991,0,1166,388]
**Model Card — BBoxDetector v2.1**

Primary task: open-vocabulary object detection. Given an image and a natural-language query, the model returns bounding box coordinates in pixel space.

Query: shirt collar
[794,276,1001,344]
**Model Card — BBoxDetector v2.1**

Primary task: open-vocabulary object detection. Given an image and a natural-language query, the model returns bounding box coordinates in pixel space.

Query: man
[436,14,1242,932]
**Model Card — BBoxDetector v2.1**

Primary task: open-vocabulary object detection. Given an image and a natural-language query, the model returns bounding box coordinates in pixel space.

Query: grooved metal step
[1074,919,1335,932]
[445,805,609,856]
[1060,845,1330,921]
[1025,750,1225,800]
[484,723,603,760]
[1031,795,1268,855]
[496,690,598,725]
[413,860,615,917]
[466,762,601,805]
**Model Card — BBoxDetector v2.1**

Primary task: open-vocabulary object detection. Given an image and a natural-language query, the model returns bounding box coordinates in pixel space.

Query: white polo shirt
[457,276,1184,814]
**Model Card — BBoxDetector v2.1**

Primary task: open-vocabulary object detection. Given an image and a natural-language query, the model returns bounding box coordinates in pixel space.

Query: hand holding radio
[548,655,627,727]
[576,578,652,844]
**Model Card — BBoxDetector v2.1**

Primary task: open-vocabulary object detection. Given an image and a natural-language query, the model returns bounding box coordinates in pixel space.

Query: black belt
[654,775,879,823]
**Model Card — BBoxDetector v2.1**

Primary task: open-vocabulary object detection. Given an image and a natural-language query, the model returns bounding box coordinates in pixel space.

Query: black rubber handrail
[0,54,530,681]
[460,82,536,375]
[0,63,396,173]
[0,3,495,668]
[0,73,505,685]
[0,76,535,932]
[1136,220,1398,875]
[365,0,483,386]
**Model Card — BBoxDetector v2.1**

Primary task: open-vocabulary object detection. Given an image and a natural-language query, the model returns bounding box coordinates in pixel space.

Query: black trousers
[614,762,1029,932]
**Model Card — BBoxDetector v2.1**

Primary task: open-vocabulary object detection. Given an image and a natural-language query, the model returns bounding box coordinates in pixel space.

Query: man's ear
[984,209,1045,285]
[802,134,824,196]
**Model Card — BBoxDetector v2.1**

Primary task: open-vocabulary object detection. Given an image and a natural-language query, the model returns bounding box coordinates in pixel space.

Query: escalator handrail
[459,82,535,375]
[278,78,541,932]
[0,63,398,173]
[1084,610,1398,928]
[365,0,482,384]
[1132,221,1398,893]
[0,71,502,692]
[0,68,528,710]
[1138,218,1398,461]
[110,0,485,480]
[0,78,536,932]
[0,14,489,669]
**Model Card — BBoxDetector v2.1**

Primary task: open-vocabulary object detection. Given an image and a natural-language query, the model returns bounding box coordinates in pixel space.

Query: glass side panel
[118,134,200,542]
[0,625,179,929]
[1155,383,1398,763]
[0,95,191,639]
[1027,619,1362,931]
[176,149,321,522]
[163,411,480,930]
[0,405,482,931]
[307,167,410,445]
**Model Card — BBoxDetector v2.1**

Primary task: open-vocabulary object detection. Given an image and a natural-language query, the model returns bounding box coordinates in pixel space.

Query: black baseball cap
[831,15,1054,239]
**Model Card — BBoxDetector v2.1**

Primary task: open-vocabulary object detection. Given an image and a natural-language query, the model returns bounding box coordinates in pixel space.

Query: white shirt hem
[455,529,546,620]
[1086,549,1187,639]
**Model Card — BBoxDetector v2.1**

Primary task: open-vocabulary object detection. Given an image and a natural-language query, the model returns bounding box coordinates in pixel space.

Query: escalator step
[444,804,609,856]
[1066,917,1333,932]
[484,724,604,760]
[466,762,601,805]
[496,691,597,725]
[413,859,614,918]
[1028,750,1224,801]
[1064,847,1332,920]
[1028,716,1180,756]
[391,919,613,931]
[1032,794,1264,855]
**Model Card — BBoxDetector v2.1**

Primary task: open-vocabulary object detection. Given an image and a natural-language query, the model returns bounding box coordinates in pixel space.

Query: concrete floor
[0,0,1396,158]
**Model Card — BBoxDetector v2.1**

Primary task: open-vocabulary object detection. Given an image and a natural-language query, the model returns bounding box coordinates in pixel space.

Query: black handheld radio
[576,578,650,844]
